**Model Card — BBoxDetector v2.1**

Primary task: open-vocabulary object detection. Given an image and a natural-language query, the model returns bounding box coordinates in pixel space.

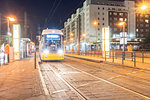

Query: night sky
[0,0,85,30]
[0,0,138,40]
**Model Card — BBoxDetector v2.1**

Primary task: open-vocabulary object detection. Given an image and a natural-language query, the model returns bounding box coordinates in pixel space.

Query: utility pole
[0,13,1,45]
[24,12,28,38]
[0,13,1,35]
[77,15,81,55]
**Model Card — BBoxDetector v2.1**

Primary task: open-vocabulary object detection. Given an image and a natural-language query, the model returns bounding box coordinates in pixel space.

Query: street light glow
[70,32,74,36]
[70,38,74,41]
[141,5,147,10]
[93,21,98,26]
[118,22,126,26]
[82,33,86,37]
[8,17,15,22]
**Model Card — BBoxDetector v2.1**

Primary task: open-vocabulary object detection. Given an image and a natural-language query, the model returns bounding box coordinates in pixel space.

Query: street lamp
[92,20,98,50]
[7,17,15,63]
[82,33,86,37]
[141,5,147,10]
[70,32,74,36]
[82,33,86,51]
[118,21,126,55]
[7,17,15,45]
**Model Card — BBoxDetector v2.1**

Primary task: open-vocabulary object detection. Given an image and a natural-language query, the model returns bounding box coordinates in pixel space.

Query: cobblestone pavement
[40,64,83,100]
[39,56,150,100]
[0,58,45,100]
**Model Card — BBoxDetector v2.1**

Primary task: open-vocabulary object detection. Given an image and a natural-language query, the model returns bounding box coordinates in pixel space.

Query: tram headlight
[58,50,63,55]
[43,49,49,54]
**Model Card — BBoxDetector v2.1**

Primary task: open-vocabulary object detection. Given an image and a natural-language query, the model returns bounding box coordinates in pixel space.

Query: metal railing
[65,50,150,67]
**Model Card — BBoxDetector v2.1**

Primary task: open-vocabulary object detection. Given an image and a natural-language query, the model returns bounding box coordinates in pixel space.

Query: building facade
[63,0,137,51]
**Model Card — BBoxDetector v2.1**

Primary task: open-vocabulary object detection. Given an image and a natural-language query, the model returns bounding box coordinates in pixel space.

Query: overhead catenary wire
[56,0,84,29]
[46,0,63,25]
[44,0,58,28]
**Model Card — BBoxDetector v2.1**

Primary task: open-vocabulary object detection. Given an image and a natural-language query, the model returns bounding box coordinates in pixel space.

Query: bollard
[122,52,124,64]
[112,49,114,63]
[134,52,136,67]
[142,51,144,63]
[131,52,133,61]
[34,50,36,69]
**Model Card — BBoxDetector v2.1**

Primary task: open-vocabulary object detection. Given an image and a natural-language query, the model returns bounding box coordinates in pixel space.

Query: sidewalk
[0,58,45,100]
[66,54,150,70]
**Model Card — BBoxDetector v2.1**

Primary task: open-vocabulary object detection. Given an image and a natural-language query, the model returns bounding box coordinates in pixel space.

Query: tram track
[47,64,89,100]
[52,62,150,100]
[64,57,150,84]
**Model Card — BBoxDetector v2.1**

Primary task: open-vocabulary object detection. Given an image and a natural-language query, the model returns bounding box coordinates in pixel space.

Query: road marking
[108,75,122,80]
[53,89,67,94]
[64,63,150,100]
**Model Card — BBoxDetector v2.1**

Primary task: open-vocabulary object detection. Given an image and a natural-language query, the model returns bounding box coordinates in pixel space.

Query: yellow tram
[39,29,64,61]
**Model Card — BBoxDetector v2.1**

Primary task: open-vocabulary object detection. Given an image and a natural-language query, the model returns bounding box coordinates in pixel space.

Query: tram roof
[42,29,63,35]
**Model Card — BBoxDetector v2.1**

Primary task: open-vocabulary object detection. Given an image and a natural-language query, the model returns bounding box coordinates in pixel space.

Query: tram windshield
[44,34,62,52]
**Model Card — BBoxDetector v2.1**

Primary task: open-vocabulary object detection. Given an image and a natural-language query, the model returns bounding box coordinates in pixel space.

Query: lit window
[114,13,117,15]
[124,18,127,21]
[119,13,123,16]
[119,18,123,21]
[110,12,112,15]
[145,19,149,23]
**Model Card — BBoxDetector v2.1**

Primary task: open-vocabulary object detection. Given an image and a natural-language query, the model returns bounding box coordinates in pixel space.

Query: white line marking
[53,89,67,94]
[64,63,150,100]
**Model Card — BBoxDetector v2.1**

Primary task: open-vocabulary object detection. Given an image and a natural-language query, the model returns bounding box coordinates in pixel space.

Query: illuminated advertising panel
[13,24,20,60]
[102,27,110,58]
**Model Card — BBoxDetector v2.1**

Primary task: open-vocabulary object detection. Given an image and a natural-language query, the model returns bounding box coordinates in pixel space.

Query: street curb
[37,61,50,96]
[65,55,102,63]
[65,55,150,71]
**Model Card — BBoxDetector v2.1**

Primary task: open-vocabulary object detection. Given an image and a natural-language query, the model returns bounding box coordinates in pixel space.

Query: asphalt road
[40,56,150,100]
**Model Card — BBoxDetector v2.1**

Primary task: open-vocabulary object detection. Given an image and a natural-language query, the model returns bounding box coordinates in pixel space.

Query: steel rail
[47,64,89,100]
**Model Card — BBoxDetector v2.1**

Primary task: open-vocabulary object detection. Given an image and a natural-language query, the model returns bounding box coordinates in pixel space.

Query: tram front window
[43,34,62,53]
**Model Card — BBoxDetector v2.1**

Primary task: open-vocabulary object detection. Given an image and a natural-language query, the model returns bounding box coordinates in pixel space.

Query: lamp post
[93,20,98,50]
[118,22,126,52]
[82,33,86,51]
[7,17,15,45]
[7,17,15,63]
